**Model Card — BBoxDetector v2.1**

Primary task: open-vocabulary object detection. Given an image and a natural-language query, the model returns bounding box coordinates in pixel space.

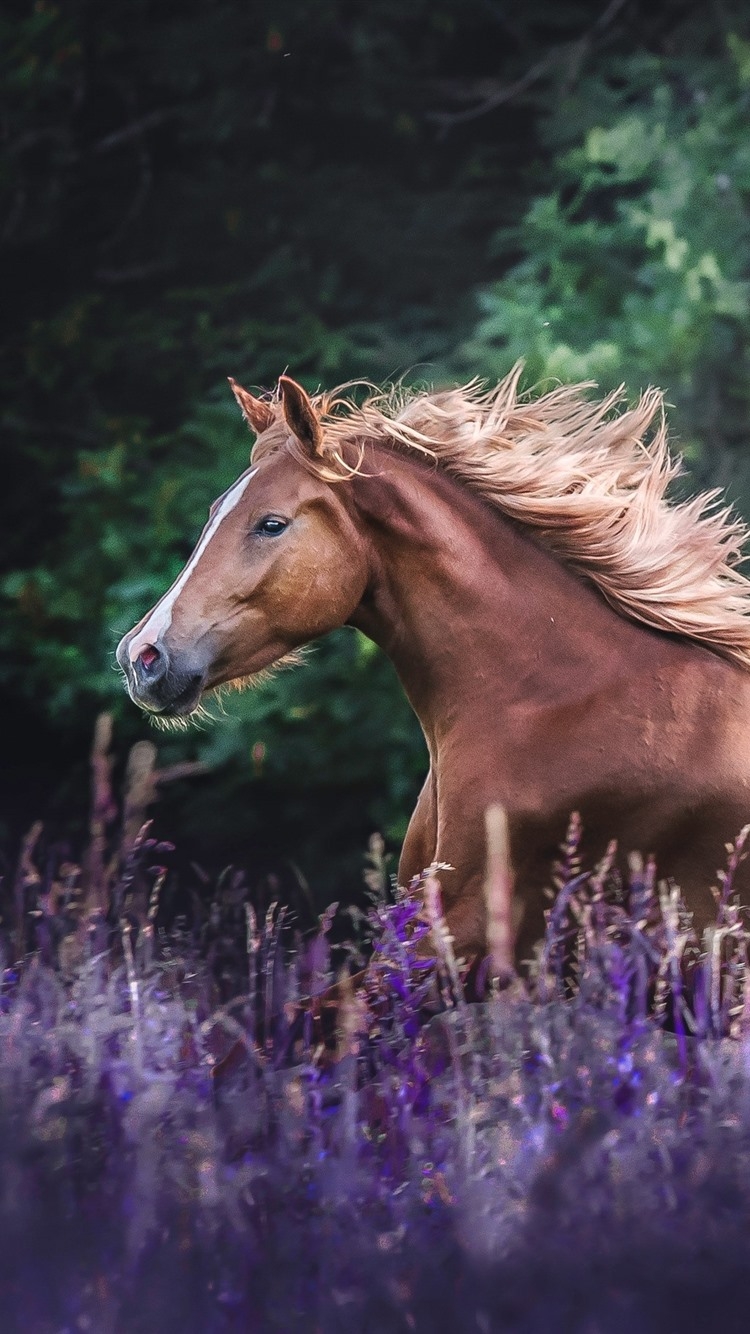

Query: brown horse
[116,368,750,967]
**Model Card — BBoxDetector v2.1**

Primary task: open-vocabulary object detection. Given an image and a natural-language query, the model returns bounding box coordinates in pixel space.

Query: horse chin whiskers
[145,652,308,732]
[205,648,309,704]
[147,699,213,733]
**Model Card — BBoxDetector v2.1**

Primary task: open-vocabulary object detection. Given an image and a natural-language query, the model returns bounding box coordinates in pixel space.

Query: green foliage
[156,630,425,905]
[197,630,424,839]
[464,25,750,501]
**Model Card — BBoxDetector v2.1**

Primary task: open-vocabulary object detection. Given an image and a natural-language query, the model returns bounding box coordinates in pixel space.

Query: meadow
[2,720,750,1334]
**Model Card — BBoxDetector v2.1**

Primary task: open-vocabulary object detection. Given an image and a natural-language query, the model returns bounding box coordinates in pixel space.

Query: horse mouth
[156,681,204,717]
[127,673,205,720]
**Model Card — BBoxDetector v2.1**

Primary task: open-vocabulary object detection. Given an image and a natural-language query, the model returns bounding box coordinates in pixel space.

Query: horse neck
[348,447,667,755]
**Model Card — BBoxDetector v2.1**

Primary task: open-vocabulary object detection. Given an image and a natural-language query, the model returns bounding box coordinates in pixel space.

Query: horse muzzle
[116,634,208,717]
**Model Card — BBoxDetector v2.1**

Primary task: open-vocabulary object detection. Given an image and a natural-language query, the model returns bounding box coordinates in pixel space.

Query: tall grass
[2,716,750,1333]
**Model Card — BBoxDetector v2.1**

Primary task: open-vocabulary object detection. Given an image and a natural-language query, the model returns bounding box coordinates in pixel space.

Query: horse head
[116,377,369,718]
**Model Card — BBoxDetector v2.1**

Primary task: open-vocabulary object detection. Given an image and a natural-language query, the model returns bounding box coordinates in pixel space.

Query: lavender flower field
[3,722,750,1334]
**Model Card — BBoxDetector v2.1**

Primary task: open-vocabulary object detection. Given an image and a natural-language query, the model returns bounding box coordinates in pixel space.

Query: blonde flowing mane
[258,365,750,670]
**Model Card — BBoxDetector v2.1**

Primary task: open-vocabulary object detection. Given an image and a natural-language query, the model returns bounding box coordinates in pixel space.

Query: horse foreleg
[398,768,437,888]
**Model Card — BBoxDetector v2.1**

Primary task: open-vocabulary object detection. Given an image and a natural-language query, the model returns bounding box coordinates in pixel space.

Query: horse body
[346,445,750,960]
[117,373,750,965]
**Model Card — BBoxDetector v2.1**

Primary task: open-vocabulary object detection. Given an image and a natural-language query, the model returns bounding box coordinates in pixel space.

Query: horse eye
[255,516,288,536]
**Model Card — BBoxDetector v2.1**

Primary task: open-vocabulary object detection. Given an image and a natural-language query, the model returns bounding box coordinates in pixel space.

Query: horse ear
[228,377,274,435]
[279,375,323,457]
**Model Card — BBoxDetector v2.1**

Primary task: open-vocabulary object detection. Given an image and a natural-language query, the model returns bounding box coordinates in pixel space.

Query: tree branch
[428,0,630,133]
[94,260,173,284]
[91,108,180,155]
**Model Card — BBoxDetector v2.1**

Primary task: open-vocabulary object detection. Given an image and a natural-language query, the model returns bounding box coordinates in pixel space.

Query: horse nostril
[138,645,160,671]
[135,643,166,680]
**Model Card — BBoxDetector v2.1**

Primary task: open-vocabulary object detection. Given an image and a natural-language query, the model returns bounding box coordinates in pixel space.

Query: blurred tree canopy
[2,0,750,901]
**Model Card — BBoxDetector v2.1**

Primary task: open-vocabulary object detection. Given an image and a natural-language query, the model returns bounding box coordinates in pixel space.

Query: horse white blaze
[128,467,257,662]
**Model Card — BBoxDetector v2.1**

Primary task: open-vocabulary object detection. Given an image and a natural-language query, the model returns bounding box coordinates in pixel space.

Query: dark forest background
[3,0,750,911]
